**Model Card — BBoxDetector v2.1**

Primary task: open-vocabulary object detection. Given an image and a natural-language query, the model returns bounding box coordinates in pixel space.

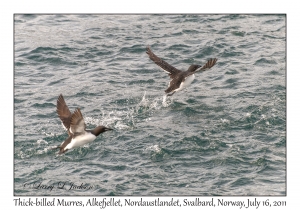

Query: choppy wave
[14,14,286,196]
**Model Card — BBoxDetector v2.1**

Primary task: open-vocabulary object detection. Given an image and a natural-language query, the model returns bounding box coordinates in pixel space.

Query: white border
[3,0,297,209]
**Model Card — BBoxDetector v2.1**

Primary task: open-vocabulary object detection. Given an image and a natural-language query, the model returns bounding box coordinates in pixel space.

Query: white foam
[137,92,172,111]
[36,148,49,155]
[36,139,48,145]
[220,118,230,123]
[42,131,55,137]
[114,121,130,129]
[162,94,173,107]
[78,92,173,131]
[138,91,149,107]
[145,144,161,153]
[84,107,135,130]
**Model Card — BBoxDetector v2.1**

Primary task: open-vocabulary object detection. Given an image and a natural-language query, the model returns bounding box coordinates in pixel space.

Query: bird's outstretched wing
[198,58,218,72]
[146,46,181,78]
[70,108,86,136]
[56,94,72,132]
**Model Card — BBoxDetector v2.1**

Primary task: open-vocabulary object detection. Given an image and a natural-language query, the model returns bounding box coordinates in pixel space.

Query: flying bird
[146,46,217,96]
[54,94,112,154]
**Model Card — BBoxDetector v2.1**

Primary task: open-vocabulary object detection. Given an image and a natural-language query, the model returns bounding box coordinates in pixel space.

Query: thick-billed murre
[55,94,112,154]
[146,46,217,96]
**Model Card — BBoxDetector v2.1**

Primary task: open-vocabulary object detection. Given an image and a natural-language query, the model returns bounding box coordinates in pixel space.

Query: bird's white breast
[65,132,96,150]
[176,74,195,92]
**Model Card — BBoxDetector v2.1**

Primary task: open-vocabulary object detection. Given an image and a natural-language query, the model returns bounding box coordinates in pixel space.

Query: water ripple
[14,14,286,196]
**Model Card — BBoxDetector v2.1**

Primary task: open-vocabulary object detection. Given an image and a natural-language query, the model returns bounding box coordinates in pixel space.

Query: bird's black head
[91,126,113,136]
[187,64,201,72]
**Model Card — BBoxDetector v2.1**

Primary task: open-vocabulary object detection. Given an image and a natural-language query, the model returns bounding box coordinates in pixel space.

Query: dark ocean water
[14,14,286,196]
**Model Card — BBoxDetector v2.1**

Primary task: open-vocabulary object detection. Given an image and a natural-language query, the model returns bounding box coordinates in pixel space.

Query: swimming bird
[55,94,112,154]
[146,46,217,96]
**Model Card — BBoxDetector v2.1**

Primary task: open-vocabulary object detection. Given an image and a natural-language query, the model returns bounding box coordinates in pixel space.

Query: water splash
[145,144,162,153]
[136,91,172,111]
[36,139,48,145]
[84,109,134,130]
[66,92,172,132]
[220,118,230,124]
[162,94,173,107]
[36,148,50,155]
[82,92,173,131]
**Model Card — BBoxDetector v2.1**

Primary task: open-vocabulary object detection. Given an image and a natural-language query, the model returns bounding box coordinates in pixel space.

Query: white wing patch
[156,65,172,74]
[61,122,68,131]
[69,127,74,135]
